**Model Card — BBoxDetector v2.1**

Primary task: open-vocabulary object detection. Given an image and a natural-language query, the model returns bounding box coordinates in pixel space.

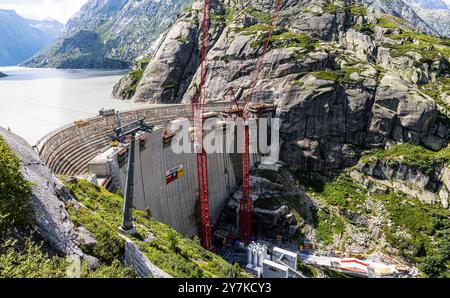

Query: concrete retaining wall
[122,236,172,278]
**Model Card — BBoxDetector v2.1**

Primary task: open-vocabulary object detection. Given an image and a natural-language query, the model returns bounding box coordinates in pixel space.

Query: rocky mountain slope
[115,0,449,170]
[113,0,450,276]
[0,10,63,66]
[23,0,193,69]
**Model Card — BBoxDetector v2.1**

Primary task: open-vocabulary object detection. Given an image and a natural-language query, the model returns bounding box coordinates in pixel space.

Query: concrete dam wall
[130,128,259,236]
[36,103,265,237]
[36,103,228,176]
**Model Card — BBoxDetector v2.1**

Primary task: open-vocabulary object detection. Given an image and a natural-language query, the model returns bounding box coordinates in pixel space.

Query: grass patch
[352,23,375,35]
[0,237,136,278]
[377,15,405,29]
[376,192,450,277]
[322,1,345,14]
[383,29,450,70]
[348,5,368,17]
[421,77,450,112]
[64,179,249,278]
[120,61,148,99]
[310,67,365,84]
[315,209,345,246]
[360,144,450,175]
[312,175,368,214]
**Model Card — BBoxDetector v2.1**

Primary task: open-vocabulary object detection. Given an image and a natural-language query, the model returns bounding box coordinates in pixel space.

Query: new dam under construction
[35,103,276,238]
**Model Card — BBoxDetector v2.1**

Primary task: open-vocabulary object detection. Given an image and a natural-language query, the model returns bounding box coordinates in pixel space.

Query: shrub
[360,144,450,175]
[0,136,31,235]
[64,179,250,278]
[0,238,68,278]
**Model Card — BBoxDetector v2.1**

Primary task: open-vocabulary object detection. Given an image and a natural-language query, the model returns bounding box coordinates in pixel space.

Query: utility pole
[110,119,154,234]
[121,133,136,232]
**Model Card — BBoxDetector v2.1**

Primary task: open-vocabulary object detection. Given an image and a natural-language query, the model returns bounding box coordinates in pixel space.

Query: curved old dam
[35,103,262,236]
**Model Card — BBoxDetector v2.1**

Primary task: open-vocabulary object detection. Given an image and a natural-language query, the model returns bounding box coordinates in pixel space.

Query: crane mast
[192,0,213,250]
[240,0,283,243]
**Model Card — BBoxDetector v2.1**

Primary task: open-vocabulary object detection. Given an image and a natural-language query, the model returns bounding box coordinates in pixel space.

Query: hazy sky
[0,0,449,23]
[0,0,88,23]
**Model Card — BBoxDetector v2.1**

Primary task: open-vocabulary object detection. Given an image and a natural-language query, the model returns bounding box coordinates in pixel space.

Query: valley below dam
[0,67,151,144]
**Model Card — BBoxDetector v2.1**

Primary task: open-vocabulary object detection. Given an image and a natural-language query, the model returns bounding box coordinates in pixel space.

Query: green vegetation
[311,70,341,82]
[296,168,450,276]
[161,81,177,90]
[291,80,304,87]
[255,169,283,184]
[64,179,249,278]
[421,77,450,112]
[348,5,368,17]
[267,32,318,50]
[120,57,150,98]
[310,174,368,214]
[310,67,365,85]
[383,29,450,70]
[175,35,188,44]
[0,136,31,235]
[377,192,450,277]
[245,8,271,24]
[377,15,404,29]
[297,259,318,277]
[238,24,271,35]
[322,1,345,14]
[315,209,345,245]
[0,238,67,278]
[352,23,375,35]
[360,144,450,175]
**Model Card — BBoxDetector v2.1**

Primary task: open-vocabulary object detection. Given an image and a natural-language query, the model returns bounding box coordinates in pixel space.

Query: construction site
[33,0,414,278]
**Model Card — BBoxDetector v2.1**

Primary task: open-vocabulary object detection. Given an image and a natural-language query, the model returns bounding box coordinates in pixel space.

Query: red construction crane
[192,0,213,250]
[239,0,283,244]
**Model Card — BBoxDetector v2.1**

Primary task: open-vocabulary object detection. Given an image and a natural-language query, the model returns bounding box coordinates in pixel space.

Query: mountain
[27,18,64,39]
[412,0,449,10]
[409,1,450,37]
[0,10,63,66]
[113,0,450,276]
[23,0,193,69]
[370,0,450,37]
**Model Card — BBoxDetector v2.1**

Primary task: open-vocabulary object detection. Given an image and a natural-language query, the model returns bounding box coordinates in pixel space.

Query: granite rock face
[116,0,449,172]
[0,127,84,258]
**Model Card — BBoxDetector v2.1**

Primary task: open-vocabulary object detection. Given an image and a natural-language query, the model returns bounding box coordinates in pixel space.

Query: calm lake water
[0,67,149,144]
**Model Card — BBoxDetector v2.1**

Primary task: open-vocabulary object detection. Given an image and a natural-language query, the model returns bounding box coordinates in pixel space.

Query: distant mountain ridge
[412,0,449,10]
[365,0,450,37]
[0,9,63,66]
[410,0,450,37]
[24,0,193,69]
